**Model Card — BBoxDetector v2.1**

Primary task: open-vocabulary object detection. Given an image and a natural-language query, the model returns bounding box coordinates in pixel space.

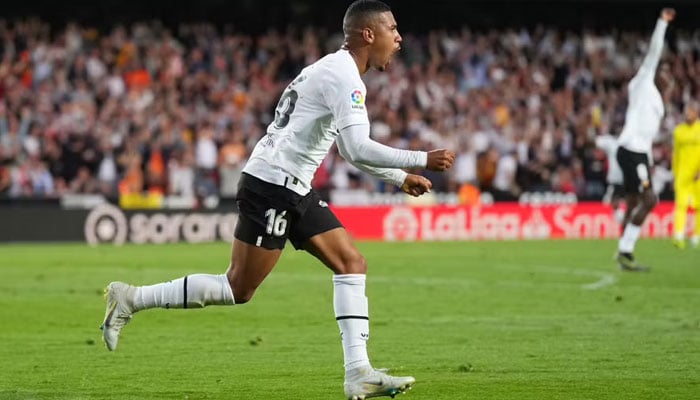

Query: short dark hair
[343,0,392,35]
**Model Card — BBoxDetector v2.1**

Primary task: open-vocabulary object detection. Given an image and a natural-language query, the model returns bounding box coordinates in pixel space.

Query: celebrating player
[615,8,675,271]
[595,133,626,225]
[100,1,455,399]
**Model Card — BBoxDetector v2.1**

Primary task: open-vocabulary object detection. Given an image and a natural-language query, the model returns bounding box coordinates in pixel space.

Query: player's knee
[340,252,367,274]
[227,277,257,304]
[232,287,256,304]
[642,193,657,210]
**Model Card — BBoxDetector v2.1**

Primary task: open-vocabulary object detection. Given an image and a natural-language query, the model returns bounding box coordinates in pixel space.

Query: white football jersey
[617,19,668,154]
[243,49,369,194]
[594,134,623,185]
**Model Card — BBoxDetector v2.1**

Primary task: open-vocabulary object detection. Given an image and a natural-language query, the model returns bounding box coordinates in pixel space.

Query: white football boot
[344,366,415,399]
[100,282,136,351]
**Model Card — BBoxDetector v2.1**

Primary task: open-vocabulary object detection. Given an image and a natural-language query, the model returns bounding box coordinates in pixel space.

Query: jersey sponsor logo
[351,89,364,106]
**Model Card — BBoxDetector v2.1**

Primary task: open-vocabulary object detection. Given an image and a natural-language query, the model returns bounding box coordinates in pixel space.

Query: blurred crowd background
[0,1,698,203]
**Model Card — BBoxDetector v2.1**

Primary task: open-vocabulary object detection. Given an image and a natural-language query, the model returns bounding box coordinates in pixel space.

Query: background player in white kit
[100,1,455,399]
[595,134,625,226]
[615,8,675,271]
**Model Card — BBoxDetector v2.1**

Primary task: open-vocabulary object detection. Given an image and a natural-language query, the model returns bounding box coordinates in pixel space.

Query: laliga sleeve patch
[350,89,365,109]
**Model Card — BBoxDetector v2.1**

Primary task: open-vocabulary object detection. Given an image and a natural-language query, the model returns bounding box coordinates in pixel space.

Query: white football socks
[619,223,642,253]
[132,274,235,311]
[333,274,371,371]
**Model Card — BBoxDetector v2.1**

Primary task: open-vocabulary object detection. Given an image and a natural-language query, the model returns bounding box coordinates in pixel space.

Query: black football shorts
[234,173,343,250]
[616,146,652,194]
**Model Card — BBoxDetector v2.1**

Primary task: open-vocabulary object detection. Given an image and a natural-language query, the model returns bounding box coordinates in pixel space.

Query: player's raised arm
[634,8,675,83]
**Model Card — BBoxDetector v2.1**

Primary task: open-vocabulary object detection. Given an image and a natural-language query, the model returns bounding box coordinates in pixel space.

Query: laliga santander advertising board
[331,202,680,241]
[82,201,683,245]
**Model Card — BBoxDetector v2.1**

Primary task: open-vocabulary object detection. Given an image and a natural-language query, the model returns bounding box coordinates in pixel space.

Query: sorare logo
[350,89,364,105]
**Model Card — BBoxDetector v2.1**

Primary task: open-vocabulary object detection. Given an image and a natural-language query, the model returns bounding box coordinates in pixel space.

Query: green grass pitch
[0,239,699,399]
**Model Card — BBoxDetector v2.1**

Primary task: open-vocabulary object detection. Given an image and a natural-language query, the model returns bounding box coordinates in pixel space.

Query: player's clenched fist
[426,149,455,171]
[400,174,432,197]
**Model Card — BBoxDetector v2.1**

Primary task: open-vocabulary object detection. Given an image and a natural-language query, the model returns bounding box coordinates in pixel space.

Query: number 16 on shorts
[265,209,288,237]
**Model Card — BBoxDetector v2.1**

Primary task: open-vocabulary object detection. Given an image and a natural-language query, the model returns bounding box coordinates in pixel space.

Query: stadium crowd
[0,18,698,202]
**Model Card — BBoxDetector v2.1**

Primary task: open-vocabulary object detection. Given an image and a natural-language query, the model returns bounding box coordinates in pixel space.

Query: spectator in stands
[68,165,98,194]
[118,152,144,195]
[217,128,247,197]
[96,139,118,197]
[168,148,195,197]
[0,16,696,203]
[492,148,519,201]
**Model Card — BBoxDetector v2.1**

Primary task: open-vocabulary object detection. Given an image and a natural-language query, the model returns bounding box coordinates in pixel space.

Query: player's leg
[628,186,658,225]
[617,193,644,270]
[101,173,288,351]
[617,147,641,230]
[225,239,282,303]
[620,193,639,229]
[617,189,656,271]
[673,180,691,249]
[101,240,283,351]
[101,273,237,351]
[302,228,415,399]
[289,197,414,399]
[616,149,655,271]
[302,228,370,369]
